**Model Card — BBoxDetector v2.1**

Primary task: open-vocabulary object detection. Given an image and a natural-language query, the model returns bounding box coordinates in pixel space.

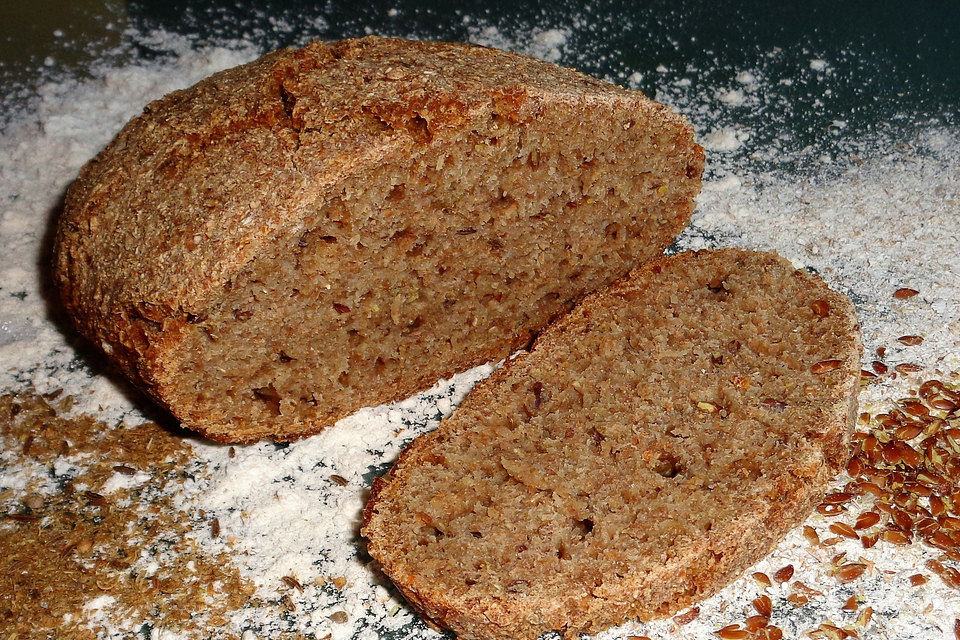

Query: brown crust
[53,36,702,442]
[361,248,863,640]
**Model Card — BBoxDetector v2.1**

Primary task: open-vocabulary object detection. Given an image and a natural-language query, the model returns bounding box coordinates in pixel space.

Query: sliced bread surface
[361,248,862,640]
[53,36,703,442]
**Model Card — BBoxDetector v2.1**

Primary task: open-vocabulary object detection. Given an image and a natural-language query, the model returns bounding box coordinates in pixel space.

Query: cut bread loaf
[362,248,862,640]
[53,36,703,442]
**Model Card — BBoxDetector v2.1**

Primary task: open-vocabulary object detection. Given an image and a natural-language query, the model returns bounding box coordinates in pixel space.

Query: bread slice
[361,248,862,640]
[53,36,703,442]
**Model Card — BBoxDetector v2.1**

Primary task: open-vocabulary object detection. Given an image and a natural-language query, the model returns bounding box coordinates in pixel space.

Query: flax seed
[673,607,699,625]
[715,624,748,640]
[753,594,772,618]
[773,564,794,583]
[893,287,919,299]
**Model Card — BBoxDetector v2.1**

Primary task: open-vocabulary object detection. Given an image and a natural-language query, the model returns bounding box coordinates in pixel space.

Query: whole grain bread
[361,248,862,640]
[53,36,703,442]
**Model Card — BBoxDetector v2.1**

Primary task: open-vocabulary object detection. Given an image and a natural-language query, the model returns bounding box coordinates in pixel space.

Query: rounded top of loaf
[54,36,690,330]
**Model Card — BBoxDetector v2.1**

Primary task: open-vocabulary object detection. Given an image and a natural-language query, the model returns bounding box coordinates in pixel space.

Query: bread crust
[53,36,703,441]
[362,248,863,640]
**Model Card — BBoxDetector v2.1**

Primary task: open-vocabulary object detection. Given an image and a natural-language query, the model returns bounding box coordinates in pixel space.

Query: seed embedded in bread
[53,36,704,442]
[362,248,862,640]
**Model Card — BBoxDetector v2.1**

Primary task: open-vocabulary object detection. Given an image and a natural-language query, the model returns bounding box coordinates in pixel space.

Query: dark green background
[3,0,958,160]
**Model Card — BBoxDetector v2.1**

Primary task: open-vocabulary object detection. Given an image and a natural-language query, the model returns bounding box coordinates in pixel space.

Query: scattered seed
[329,474,349,486]
[902,401,929,417]
[881,530,911,545]
[898,335,924,346]
[763,627,784,640]
[812,360,843,374]
[893,287,919,299]
[835,562,867,583]
[803,525,821,546]
[282,575,304,592]
[753,572,772,588]
[932,398,958,411]
[916,517,940,535]
[895,424,923,440]
[753,594,772,618]
[113,464,136,476]
[332,576,347,590]
[854,512,881,530]
[846,456,864,476]
[792,581,824,596]
[817,503,847,516]
[929,532,957,552]
[745,615,769,632]
[931,496,946,516]
[926,559,960,590]
[773,564,794,583]
[909,573,927,586]
[673,607,699,625]
[860,532,879,549]
[228,446,236,458]
[715,624,748,640]
[858,606,874,627]
[830,523,859,540]
[892,508,914,531]
[857,481,883,497]
[329,611,349,624]
[211,517,221,538]
[842,595,858,611]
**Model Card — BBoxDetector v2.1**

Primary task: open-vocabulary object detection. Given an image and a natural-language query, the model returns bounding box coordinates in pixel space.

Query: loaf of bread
[362,249,862,640]
[54,36,704,442]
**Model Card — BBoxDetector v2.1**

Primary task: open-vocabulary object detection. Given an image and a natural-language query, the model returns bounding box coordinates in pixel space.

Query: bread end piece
[362,248,862,640]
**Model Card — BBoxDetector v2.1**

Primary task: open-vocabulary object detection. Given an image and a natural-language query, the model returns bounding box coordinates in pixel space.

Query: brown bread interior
[163,101,701,441]
[362,249,862,640]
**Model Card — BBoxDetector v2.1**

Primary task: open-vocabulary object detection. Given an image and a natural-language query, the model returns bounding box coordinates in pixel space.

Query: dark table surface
[4,1,958,129]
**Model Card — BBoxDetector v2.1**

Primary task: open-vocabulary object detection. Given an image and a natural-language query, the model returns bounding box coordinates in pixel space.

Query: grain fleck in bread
[361,248,862,640]
[53,36,703,442]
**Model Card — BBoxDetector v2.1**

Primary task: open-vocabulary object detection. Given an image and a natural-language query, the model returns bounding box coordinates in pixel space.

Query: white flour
[1,14,958,640]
